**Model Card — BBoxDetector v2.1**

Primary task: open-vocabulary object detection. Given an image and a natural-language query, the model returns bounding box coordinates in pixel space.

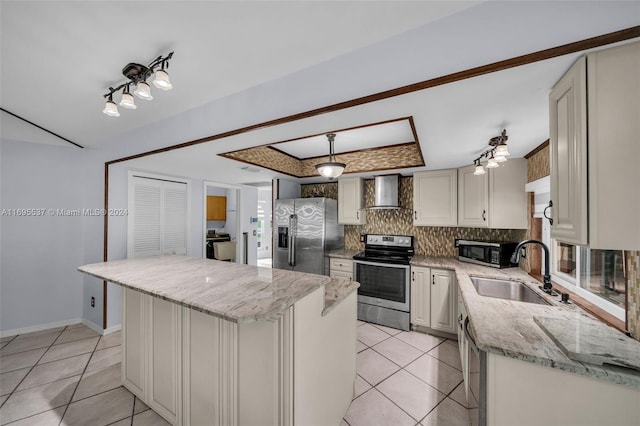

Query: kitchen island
[79,255,359,426]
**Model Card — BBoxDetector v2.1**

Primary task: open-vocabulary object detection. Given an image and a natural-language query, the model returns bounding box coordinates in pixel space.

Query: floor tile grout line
[57,333,103,425]
[0,327,68,411]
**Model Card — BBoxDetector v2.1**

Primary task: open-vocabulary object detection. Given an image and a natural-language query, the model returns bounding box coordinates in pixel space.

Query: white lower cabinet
[410,267,457,334]
[456,296,469,401]
[329,258,353,281]
[410,266,430,328]
[123,289,182,425]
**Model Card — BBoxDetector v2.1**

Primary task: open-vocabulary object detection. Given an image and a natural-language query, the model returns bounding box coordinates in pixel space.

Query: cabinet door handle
[414,211,417,220]
[432,275,435,285]
[482,210,486,221]
[544,200,554,225]
[412,271,415,281]
[356,210,359,220]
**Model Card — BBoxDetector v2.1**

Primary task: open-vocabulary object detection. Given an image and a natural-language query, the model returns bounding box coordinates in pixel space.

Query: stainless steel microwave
[456,240,518,268]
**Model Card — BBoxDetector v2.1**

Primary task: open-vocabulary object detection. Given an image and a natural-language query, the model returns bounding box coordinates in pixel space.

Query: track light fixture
[315,133,346,180]
[472,129,511,175]
[102,52,174,117]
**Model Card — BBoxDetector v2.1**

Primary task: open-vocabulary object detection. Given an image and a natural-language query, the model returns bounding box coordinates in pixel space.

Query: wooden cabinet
[458,159,527,229]
[330,258,353,281]
[410,266,457,334]
[550,41,640,250]
[430,269,457,334]
[549,56,588,245]
[413,169,457,226]
[206,196,226,221]
[410,266,430,328]
[338,177,365,225]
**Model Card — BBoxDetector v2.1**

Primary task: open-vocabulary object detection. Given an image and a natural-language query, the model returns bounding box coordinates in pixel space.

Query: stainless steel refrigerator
[273,198,343,276]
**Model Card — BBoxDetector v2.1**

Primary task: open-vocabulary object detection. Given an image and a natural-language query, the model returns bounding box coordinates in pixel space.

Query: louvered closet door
[128,176,188,258]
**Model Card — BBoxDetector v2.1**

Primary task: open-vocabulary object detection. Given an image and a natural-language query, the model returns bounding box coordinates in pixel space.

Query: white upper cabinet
[550,41,639,249]
[458,160,527,229]
[549,56,588,245]
[458,165,489,228]
[338,177,366,225]
[413,169,457,226]
[586,42,640,250]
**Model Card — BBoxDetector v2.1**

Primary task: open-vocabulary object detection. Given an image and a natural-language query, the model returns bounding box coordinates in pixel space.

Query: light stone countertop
[79,255,357,324]
[327,249,361,260]
[410,255,640,390]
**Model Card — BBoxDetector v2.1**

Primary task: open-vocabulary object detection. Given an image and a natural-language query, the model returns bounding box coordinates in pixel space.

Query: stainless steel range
[353,234,413,331]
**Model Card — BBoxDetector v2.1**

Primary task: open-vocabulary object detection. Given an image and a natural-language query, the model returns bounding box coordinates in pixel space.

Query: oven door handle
[352,260,410,269]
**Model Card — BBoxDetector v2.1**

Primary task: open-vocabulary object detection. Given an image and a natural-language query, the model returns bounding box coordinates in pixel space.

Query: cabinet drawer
[330,270,353,281]
[330,258,353,273]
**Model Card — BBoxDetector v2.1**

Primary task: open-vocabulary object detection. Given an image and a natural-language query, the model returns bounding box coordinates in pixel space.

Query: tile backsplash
[301,177,526,256]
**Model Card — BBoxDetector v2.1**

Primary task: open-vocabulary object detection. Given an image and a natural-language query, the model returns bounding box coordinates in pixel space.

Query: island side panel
[293,287,357,425]
[238,308,293,426]
[183,308,238,426]
[486,352,640,426]
[122,287,147,401]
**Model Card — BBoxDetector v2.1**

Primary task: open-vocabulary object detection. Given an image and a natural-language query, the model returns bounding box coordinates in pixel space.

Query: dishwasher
[463,316,487,426]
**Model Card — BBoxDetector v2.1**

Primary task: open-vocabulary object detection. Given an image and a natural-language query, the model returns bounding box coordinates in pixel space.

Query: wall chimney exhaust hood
[369,175,401,209]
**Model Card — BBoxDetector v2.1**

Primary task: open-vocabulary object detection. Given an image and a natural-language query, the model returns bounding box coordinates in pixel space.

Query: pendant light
[486,153,499,169]
[119,85,137,109]
[102,93,120,117]
[473,160,486,175]
[153,62,173,90]
[134,81,153,100]
[315,133,346,180]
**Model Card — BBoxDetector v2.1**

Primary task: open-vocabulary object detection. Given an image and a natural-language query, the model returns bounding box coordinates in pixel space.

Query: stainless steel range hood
[369,175,401,209]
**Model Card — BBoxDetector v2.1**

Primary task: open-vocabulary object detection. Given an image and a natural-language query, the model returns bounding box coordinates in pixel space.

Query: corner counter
[410,255,640,425]
[79,255,358,426]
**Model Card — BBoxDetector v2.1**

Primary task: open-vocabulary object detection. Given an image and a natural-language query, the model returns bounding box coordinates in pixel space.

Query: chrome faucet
[511,239,554,294]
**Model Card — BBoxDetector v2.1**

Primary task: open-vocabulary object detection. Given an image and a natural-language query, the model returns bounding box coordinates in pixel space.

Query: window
[551,239,626,320]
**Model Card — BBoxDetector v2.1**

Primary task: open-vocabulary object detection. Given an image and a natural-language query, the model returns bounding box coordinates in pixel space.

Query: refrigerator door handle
[288,214,296,266]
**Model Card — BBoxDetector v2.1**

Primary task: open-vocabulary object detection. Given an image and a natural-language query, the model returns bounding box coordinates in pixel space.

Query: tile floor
[0,324,169,425]
[1,321,474,425]
[343,321,476,426]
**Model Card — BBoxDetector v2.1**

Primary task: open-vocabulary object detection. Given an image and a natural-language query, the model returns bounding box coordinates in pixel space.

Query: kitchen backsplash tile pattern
[627,251,640,339]
[527,143,550,183]
[302,177,526,256]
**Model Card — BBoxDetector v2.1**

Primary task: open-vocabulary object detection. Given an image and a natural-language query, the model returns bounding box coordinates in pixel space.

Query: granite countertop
[78,255,357,324]
[410,255,640,389]
[327,248,360,259]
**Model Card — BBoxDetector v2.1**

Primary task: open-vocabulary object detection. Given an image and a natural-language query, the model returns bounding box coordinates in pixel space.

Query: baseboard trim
[1,318,121,338]
[1,318,83,338]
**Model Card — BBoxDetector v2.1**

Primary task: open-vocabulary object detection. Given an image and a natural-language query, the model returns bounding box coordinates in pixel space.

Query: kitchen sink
[469,277,551,305]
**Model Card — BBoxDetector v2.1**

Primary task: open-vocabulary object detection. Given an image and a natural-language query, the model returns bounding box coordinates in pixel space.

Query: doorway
[257,186,272,268]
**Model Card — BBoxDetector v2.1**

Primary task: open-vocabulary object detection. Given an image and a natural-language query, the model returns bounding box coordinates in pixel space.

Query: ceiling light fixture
[119,85,137,109]
[315,133,346,180]
[102,93,120,117]
[102,52,173,117]
[472,129,510,175]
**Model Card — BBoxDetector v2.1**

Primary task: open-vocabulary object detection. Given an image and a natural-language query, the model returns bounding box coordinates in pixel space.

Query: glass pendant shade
[103,99,120,117]
[315,133,345,180]
[495,155,507,163]
[474,164,486,175]
[486,156,499,168]
[134,81,153,100]
[153,69,173,90]
[119,92,137,109]
[495,143,510,157]
[315,162,346,180]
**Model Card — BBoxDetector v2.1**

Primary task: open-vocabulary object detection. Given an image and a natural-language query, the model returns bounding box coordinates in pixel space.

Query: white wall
[0,139,103,334]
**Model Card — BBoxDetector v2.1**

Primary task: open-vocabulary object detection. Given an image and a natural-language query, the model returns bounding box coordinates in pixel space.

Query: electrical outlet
[90,297,95,308]
[360,234,366,242]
